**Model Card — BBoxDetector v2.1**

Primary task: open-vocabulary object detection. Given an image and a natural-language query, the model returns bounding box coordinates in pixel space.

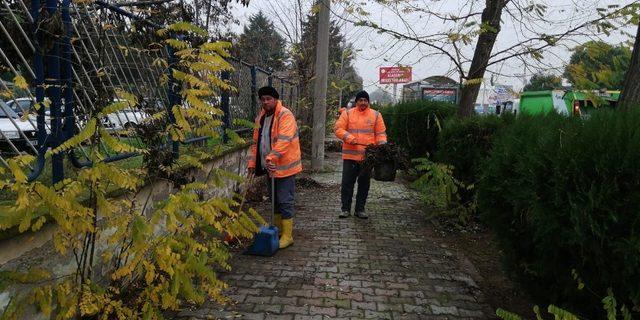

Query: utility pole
[311,0,330,170]
[337,45,346,109]
[393,83,397,103]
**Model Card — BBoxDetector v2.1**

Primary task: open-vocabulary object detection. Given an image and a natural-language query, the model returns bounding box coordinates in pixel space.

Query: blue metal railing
[0,0,298,184]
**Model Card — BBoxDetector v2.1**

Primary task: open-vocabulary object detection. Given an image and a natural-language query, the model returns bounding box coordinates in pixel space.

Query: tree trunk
[457,0,506,118]
[620,23,640,110]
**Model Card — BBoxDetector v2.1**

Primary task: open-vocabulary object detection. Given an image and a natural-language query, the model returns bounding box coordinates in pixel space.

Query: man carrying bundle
[334,90,387,219]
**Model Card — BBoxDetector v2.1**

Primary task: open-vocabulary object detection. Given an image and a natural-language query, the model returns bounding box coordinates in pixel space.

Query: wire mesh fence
[0,0,298,183]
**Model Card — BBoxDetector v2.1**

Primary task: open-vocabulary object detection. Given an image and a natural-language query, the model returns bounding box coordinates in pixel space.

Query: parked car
[102,99,148,132]
[0,100,38,150]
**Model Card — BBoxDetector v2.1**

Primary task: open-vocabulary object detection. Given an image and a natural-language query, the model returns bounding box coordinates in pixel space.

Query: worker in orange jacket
[248,86,302,248]
[334,90,387,219]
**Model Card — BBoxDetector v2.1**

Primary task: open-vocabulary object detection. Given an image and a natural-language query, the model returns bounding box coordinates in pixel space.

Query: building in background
[401,76,459,104]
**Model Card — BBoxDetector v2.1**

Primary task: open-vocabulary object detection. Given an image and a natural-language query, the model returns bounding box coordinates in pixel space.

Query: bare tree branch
[487,2,637,68]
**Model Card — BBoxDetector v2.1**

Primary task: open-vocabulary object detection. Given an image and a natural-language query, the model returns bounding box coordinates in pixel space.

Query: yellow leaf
[0,90,14,99]
[165,39,189,50]
[115,89,138,106]
[167,22,208,36]
[49,118,96,155]
[13,75,28,90]
[31,215,46,232]
[144,262,156,285]
[7,157,28,183]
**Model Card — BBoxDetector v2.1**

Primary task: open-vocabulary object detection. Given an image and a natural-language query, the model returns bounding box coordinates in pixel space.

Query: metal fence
[225,59,298,132]
[0,0,298,183]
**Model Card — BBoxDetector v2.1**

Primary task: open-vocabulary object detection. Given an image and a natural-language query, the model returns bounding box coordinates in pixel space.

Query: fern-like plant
[0,21,261,320]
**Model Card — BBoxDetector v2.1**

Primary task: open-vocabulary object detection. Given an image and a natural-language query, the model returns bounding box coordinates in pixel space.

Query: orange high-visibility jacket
[248,101,302,178]
[334,106,387,161]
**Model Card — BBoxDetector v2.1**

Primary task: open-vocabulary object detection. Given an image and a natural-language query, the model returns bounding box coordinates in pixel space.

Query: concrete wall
[0,144,252,318]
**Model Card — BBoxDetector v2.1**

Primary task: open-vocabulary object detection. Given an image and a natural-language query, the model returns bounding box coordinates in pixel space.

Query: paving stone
[374,288,399,297]
[183,152,491,319]
[364,310,392,319]
[227,294,246,303]
[336,308,365,317]
[431,305,459,316]
[283,305,309,314]
[235,313,265,320]
[246,295,271,304]
[264,315,293,320]
[351,287,375,295]
[286,289,313,298]
[403,304,428,314]
[363,294,388,303]
[321,298,350,309]
[459,308,486,317]
[336,291,363,301]
[313,278,337,286]
[311,290,336,299]
[293,316,323,320]
[351,301,376,311]
[309,306,337,317]
[377,302,403,312]
[253,304,282,313]
[271,296,297,305]
[298,298,324,306]
[392,312,442,320]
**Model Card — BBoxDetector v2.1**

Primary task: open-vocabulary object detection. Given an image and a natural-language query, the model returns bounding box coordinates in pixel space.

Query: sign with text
[379,67,412,84]
[422,88,457,103]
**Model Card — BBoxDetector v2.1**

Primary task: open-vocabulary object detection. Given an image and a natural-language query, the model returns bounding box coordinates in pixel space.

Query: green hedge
[380,101,457,158]
[435,114,514,198]
[478,110,640,316]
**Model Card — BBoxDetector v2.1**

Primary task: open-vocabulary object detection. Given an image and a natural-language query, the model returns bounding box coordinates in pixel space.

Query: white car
[102,99,147,131]
[0,100,38,149]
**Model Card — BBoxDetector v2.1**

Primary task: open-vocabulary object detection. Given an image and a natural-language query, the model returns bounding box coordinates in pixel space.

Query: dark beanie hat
[355,90,369,102]
[258,86,279,99]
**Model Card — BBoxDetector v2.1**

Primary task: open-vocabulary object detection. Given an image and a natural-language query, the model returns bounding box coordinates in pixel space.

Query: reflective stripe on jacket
[334,106,387,161]
[248,101,302,178]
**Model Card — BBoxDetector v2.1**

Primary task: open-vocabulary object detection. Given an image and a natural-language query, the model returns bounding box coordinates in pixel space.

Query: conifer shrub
[380,101,456,158]
[435,114,515,203]
[478,110,640,317]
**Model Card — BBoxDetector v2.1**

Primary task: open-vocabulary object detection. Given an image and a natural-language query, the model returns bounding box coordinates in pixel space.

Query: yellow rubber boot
[279,218,294,249]
[274,214,283,230]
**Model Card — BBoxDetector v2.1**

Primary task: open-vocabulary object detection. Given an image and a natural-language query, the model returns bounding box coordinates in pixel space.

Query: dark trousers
[341,160,371,213]
[266,175,296,219]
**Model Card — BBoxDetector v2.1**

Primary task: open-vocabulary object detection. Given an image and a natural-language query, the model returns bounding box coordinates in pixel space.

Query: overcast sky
[227,0,636,94]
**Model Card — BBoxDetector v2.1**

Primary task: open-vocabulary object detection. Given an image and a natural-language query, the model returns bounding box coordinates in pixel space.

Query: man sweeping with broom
[247,86,302,249]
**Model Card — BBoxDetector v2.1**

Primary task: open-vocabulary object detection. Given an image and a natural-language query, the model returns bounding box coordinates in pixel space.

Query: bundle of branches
[363,143,410,171]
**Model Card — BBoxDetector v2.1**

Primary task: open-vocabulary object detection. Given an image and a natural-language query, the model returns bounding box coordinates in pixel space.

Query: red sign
[379,67,412,84]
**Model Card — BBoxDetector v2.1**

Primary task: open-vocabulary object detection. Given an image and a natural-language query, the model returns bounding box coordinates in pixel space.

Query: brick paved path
[179,152,492,320]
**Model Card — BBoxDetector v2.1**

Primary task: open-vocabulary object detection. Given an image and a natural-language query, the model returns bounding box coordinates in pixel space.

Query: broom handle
[271,176,275,227]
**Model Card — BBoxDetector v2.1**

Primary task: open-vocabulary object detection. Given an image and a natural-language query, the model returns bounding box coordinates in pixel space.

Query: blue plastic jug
[245,177,280,256]
[245,225,279,256]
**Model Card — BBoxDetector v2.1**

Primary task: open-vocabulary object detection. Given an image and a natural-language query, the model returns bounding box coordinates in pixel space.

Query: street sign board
[379,67,412,84]
[422,88,457,103]
[493,84,515,103]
